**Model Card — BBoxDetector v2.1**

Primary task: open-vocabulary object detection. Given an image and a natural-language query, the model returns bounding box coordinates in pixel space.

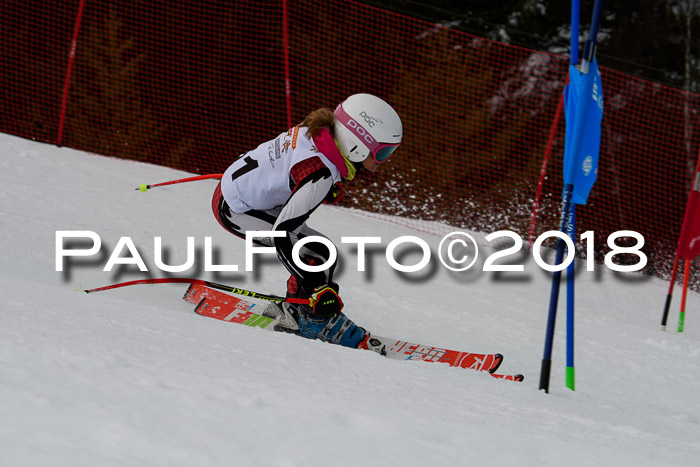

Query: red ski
[183,283,523,381]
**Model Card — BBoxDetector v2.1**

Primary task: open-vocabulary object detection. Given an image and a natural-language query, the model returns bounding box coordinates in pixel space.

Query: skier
[211,93,403,349]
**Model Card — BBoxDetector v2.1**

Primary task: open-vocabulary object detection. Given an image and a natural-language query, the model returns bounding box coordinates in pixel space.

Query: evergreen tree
[68,5,163,161]
[357,0,700,90]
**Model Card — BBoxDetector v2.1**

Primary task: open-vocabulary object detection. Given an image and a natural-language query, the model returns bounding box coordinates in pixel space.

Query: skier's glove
[309,285,344,319]
[323,183,343,205]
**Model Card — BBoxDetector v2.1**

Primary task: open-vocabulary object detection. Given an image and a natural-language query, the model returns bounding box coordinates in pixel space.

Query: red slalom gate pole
[662,137,700,330]
[661,255,681,330]
[679,259,691,332]
[662,131,700,330]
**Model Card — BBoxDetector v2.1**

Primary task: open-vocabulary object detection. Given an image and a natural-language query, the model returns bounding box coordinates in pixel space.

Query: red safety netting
[2,0,700,279]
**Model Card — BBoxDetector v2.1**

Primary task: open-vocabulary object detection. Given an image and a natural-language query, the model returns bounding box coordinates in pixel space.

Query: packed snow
[1,133,699,466]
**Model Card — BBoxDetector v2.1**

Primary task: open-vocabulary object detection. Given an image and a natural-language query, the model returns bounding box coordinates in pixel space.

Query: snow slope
[1,133,699,467]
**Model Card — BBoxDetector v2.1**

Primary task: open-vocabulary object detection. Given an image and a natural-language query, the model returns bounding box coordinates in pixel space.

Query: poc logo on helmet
[359,111,383,128]
[347,118,375,146]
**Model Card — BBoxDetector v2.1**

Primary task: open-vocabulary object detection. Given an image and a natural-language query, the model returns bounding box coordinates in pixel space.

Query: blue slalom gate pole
[565,0,580,393]
[539,188,575,393]
[540,0,603,394]
[566,206,576,390]
[571,0,580,65]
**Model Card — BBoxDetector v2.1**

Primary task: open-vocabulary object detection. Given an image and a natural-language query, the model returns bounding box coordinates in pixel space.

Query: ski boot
[262,295,367,349]
[262,302,300,334]
[292,302,368,348]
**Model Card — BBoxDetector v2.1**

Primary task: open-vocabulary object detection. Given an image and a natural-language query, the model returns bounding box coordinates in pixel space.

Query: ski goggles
[334,104,400,163]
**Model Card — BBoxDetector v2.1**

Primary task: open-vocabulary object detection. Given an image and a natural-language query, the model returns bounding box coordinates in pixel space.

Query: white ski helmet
[333,93,403,163]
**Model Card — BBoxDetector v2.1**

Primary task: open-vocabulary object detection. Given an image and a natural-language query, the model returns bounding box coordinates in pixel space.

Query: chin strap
[333,137,357,180]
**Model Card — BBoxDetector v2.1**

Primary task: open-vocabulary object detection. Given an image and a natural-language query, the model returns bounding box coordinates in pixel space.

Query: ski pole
[136,174,223,192]
[78,277,310,305]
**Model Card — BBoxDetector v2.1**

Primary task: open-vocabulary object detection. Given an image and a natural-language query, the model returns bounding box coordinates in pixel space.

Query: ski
[183,283,523,381]
[489,373,525,382]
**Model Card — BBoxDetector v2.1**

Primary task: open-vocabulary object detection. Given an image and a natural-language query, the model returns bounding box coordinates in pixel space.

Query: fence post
[57,0,87,146]
[528,92,565,247]
[282,0,292,128]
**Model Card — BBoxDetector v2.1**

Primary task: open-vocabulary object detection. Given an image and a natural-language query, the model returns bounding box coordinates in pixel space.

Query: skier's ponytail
[300,108,335,138]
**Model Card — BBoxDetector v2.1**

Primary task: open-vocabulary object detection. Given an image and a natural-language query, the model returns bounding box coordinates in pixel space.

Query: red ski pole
[136,174,223,192]
[78,277,310,305]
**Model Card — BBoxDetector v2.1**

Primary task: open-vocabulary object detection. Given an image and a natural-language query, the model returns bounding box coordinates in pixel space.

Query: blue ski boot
[294,303,368,348]
[262,286,367,349]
